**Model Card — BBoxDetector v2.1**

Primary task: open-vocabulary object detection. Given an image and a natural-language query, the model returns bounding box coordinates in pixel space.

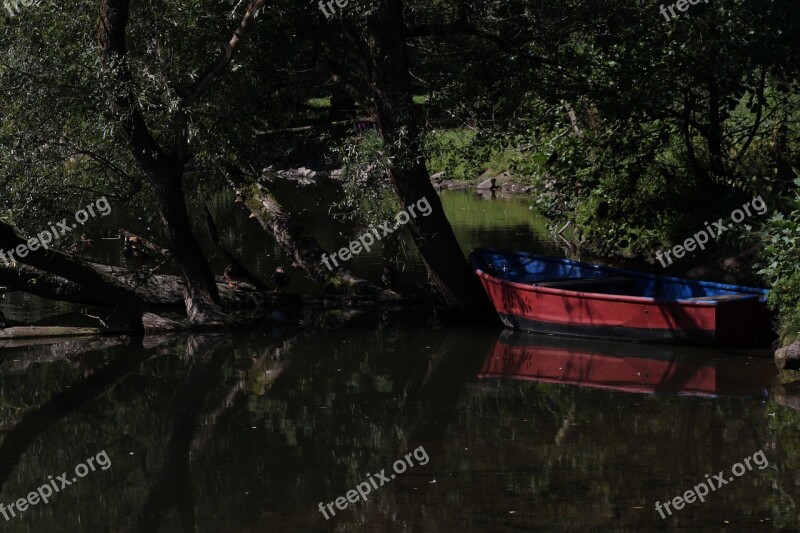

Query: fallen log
[0,264,112,306]
[0,326,101,340]
[0,220,145,329]
[0,262,263,308]
[3,260,407,314]
[0,313,191,340]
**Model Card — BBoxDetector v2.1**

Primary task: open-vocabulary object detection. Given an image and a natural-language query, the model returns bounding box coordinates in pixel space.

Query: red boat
[470,248,773,345]
[479,331,774,397]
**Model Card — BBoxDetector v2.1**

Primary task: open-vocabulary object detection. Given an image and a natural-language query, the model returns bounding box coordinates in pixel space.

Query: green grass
[423,128,526,181]
[424,129,478,179]
[485,147,524,175]
[306,97,331,109]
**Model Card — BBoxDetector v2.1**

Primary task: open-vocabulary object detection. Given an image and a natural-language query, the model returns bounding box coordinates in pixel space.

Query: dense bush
[758,177,800,341]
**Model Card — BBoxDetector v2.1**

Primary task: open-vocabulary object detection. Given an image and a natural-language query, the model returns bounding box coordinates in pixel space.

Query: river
[0,188,794,531]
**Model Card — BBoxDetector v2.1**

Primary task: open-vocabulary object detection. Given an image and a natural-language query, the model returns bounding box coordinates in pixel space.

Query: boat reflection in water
[479,331,776,397]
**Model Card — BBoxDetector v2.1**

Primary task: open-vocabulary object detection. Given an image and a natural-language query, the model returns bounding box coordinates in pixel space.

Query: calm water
[1,189,795,532]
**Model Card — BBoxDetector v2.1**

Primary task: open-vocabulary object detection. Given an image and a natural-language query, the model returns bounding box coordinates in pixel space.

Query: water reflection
[481,331,774,398]
[133,335,232,532]
[1,318,798,531]
[0,336,154,492]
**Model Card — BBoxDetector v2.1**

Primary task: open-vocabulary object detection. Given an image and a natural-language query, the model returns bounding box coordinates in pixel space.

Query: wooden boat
[478,330,773,397]
[470,248,773,345]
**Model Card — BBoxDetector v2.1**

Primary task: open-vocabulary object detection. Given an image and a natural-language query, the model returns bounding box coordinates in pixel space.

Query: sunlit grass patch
[306,97,331,109]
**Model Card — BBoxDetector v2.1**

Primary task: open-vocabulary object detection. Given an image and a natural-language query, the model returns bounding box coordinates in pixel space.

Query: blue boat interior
[470,249,769,303]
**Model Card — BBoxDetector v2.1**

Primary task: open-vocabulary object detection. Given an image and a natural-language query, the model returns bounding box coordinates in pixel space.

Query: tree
[96,0,273,324]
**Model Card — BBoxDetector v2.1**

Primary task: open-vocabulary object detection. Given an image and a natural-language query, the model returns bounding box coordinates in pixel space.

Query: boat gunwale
[475,268,722,307]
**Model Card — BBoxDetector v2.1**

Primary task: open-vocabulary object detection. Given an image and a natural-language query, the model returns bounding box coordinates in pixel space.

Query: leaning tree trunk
[365,0,494,319]
[151,164,224,322]
[97,0,251,325]
[234,178,400,300]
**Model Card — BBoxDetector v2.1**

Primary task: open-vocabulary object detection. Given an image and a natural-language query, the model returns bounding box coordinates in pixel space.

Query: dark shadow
[132,335,233,532]
[393,327,496,490]
[0,336,174,491]
[130,331,292,532]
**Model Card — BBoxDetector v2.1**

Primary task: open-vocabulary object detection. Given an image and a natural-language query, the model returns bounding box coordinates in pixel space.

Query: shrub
[758,176,800,342]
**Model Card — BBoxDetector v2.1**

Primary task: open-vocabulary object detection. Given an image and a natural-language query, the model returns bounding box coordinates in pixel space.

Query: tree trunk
[98,0,224,325]
[1,259,250,308]
[706,70,727,180]
[365,0,494,319]
[151,166,224,323]
[1,263,113,307]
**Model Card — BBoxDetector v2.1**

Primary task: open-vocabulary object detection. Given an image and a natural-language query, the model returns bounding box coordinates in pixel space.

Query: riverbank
[182,163,798,360]
[430,170,534,194]
[259,164,534,194]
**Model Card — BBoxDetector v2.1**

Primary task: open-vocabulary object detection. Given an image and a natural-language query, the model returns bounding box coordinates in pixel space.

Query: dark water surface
[1,191,796,532]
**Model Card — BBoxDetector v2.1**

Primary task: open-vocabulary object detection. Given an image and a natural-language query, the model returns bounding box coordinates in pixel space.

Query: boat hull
[471,249,773,345]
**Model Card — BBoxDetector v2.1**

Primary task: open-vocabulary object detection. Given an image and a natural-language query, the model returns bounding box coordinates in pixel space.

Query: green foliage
[758,176,800,340]
[0,0,329,235]
[408,0,800,265]
[423,129,479,179]
[423,128,533,181]
[329,130,400,227]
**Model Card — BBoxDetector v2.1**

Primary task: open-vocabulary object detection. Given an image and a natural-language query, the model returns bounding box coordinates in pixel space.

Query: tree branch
[408,21,560,71]
[733,66,768,164]
[180,0,268,108]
